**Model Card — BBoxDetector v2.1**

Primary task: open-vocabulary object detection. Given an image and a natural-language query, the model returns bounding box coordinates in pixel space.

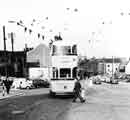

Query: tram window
[60,68,71,78]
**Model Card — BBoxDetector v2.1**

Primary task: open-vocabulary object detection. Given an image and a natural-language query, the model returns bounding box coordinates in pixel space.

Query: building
[0,50,26,77]
[78,57,126,77]
[102,57,127,75]
[78,58,104,78]
[27,43,52,80]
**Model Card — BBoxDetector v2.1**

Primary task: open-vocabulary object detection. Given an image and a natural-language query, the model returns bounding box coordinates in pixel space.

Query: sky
[0,0,130,58]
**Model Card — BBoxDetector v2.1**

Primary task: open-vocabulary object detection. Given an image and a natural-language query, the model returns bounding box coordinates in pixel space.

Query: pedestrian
[3,77,13,94]
[2,81,5,96]
[72,77,85,103]
[80,77,87,100]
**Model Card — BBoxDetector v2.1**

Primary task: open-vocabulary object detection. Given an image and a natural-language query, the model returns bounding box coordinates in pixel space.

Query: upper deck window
[52,45,77,56]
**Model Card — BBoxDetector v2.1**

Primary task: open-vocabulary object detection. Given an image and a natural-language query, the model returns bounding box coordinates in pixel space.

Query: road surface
[0,82,130,120]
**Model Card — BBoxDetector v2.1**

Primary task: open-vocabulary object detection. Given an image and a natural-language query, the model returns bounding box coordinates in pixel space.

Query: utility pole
[3,26,7,76]
[10,32,14,52]
[24,44,28,78]
[10,32,14,77]
[3,26,6,51]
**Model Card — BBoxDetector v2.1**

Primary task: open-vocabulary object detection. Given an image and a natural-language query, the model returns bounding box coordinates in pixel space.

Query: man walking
[3,77,13,94]
[72,78,85,103]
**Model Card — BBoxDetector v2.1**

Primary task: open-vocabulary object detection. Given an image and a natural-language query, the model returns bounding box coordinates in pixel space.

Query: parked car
[20,80,33,89]
[111,79,118,84]
[32,79,50,88]
[100,75,108,82]
[92,76,101,85]
[118,74,127,80]
[108,77,118,84]
[12,78,33,89]
[105,77,111,83]
[94,79,101,84]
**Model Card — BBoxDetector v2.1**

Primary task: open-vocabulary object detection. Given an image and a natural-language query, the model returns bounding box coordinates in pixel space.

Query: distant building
[102,57,127,75]
[0,51,26,77]
[78,58,104,78]
[78,57,127,77]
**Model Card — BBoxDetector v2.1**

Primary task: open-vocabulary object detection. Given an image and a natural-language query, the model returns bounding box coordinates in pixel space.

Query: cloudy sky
[0,0,130,58]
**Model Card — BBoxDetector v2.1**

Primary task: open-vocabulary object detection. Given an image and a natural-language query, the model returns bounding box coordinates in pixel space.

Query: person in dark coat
[72,78,85,103]
[2,81,5,96]
[3,77,13,94]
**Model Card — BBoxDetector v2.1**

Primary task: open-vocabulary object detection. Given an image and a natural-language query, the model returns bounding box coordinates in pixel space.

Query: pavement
[0,87,49,100]
[0,89,24,100]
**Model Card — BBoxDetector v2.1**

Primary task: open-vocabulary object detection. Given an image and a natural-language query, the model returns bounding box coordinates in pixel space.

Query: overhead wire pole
[10,32,15,76]
[3,26,7,77]
[10,32,14,52]
[3,26,6,51]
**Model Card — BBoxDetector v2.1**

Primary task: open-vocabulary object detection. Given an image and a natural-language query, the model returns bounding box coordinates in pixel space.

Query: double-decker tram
[49,41,78,96]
